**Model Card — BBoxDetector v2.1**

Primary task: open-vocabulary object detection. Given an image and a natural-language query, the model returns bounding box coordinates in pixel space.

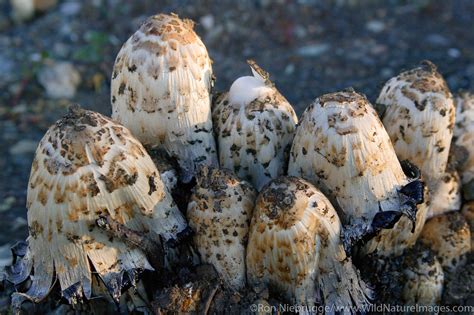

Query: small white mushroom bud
[111,13,217,182]
[426,170,461,219]
[376,61,455,214]
[419,211,471,271]
[187,166,257,290]
[212,60,298,191]
[246,177,371,310]
[453,92,474,192]
[7,105,187,305]
[288,90,426,257]
[400,246,444,307]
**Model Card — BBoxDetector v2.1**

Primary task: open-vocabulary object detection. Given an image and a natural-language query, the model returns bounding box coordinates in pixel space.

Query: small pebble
[200,14,214,32]
[0,196,16,212]
[10,0,35,22]
[381,67,394,78]
[60,1,81,16]
[448,48,461,58]
[297,43,330,57]
[284,63,295,75]
[37,61,81,99]
[9,139,37,155]
[293,25,307,38]
[366,20,385,33]
[426,34,450,46]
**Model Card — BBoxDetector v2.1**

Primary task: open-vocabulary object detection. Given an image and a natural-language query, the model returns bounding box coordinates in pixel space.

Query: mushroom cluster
[4,12,473,313]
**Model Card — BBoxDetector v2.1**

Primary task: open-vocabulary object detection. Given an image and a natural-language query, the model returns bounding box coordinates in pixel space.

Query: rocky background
[0,0,473,268]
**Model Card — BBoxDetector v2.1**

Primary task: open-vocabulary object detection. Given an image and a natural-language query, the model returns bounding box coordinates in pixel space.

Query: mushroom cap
[419,211,471,271]
[454,92,474,185]
[376,61,455,185]
[111,13,217,181]
[212,61,298,191]
[289,90,406,225]
[454,91,474,138]
[426,170,462,219]
[246,176,370,309]
[461,201,474,247]
[288,90,427,257]
[401,246,444,306]
[21,105,187,303]
[187,166,257,290]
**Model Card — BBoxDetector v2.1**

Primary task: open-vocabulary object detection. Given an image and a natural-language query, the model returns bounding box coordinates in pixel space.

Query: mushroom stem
[96,215,164,271]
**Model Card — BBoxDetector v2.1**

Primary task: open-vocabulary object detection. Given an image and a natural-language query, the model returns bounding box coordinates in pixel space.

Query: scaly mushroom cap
[111,13,217,182]
[454,92,474,187]
[13,105,187,304]
[246,176,371,309]
[187,166,257,290]
[426,170,461,219]
[419,211,471,271]
[212,61,298,191]
[401,246,444,307]
[461,201,474,247]
[288,90,426,257]
[376,61,455,193]
[454,91,474,138]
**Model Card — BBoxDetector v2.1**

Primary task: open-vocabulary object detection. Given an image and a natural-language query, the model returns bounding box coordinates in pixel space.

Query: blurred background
[0,0,473,261]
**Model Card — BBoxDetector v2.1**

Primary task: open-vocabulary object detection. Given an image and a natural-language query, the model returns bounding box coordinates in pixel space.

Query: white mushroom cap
[12,105,187,304]
[246,176,371,310]
[401,246,444,307]
[419,211,471,271]
[288,89,427,257]
[453,92,474,186]
[426,170,461,219]
[212,61,298,191]
[111,13,217,182]
[377,61,455,219]
[187,166,257,290]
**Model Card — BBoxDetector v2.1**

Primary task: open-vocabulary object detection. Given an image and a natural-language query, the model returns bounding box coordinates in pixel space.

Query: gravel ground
[0,0,473,310]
